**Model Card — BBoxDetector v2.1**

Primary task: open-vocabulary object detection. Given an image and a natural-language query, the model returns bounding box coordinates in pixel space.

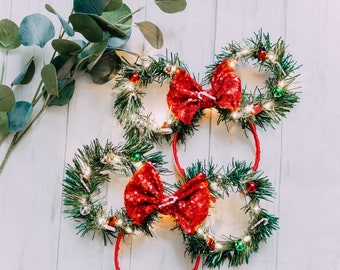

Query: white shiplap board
[0,0,339,270]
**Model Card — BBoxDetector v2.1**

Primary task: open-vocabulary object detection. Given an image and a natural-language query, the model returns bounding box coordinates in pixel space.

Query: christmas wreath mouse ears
[114,30,301,147]
[113,52,201,145]
[180,160,279,270]
[62,138,167,245]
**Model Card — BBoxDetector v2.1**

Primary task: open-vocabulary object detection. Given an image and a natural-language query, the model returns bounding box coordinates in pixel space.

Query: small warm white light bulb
[134,161,143,169]
[116,219,123,226]
[113,156,121,163]
[125,227,133,234]
[215,242,223,250]
[166,118,173,125]
[79,160,91,178]
[278,80,286,88]
[231,111,241,120]
[263,101,274,111]
[143,60,151,69]
[229,58,238,68]
[126,82,134,91]
[164,63,177,74]
[243,235,251,242]
[197,228,204,235]
[239,47,250,57]
[252,205,261,213]
[98,217,106,225]
[267,52,276,62]
[244,104,254,114]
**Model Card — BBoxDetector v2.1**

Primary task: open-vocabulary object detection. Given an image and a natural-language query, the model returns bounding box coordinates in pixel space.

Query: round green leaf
[90,4,133,38]
[0,19,21,50]
[19,13,55,47]
[45,4,74,36]
[154,0,187,13]
[7,101,33,132]
[135,21,163,49]
[41,64,58,96]
[73,0,109,15]
[48,80,75,106]
[87,32,109,69]
[89,50,121,84]
[104,0,123,11]
[0,85,15,112]
[52,55,78,81]
[52,39,81,55]
[45,3,56,13]
[102,4,132,30]
[107,28,131,49]
[0,112,8,141]
[69,13,103,42]
[11,56,35,86]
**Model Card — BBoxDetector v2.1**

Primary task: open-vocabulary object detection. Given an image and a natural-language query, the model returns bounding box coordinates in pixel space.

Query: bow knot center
[197,90,216,109]
[158,195,178,209]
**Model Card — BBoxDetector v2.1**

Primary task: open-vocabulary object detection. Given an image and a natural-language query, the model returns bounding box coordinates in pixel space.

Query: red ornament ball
[129,73,140,84]
[106,216,118,227]
[258,50,268,61]
[246,181,258,193]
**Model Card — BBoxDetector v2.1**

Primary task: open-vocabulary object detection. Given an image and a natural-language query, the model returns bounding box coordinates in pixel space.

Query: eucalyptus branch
[31,80,44,106]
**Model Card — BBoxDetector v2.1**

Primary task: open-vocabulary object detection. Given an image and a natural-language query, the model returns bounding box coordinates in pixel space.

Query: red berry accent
[206,236,216,249]
[106,216,118,227]
[129,73,140,84]
[258,50,268,61]
[246,181,258,193]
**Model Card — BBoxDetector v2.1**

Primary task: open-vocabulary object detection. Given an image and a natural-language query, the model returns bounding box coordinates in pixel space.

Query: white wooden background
[1,0,339,269]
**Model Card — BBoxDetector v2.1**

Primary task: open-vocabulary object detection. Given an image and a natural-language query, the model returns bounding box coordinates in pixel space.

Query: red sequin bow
[167,59,242,125]
[124,163,210,235]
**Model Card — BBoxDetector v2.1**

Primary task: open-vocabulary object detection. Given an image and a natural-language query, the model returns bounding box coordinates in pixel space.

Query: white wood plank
[278,1,340,269]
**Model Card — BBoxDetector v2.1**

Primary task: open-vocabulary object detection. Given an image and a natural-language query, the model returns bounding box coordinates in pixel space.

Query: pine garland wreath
[63,138,167,244]
[113,52,202,144]
[179,160,279,269]
[205,30,300,129]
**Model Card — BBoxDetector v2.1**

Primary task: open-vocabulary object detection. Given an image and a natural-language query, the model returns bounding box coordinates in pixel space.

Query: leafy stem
[0,50,7,85]
[31,80,44,106]
[0,133,18,173]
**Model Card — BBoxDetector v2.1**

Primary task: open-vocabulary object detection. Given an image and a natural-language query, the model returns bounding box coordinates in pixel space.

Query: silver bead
[79,205,91,216]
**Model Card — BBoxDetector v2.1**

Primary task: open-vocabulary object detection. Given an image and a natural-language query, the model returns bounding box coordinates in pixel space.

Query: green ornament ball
[131,153,142,162]
[273,87,283,98]
[234,240,246,251]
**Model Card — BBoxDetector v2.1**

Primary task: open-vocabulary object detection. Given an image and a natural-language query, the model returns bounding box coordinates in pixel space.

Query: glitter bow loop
[124,163,210,234]
[167,59,242,125]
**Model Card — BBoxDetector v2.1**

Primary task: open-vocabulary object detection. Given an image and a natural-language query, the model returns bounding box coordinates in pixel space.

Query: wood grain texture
[0,0,338,269]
